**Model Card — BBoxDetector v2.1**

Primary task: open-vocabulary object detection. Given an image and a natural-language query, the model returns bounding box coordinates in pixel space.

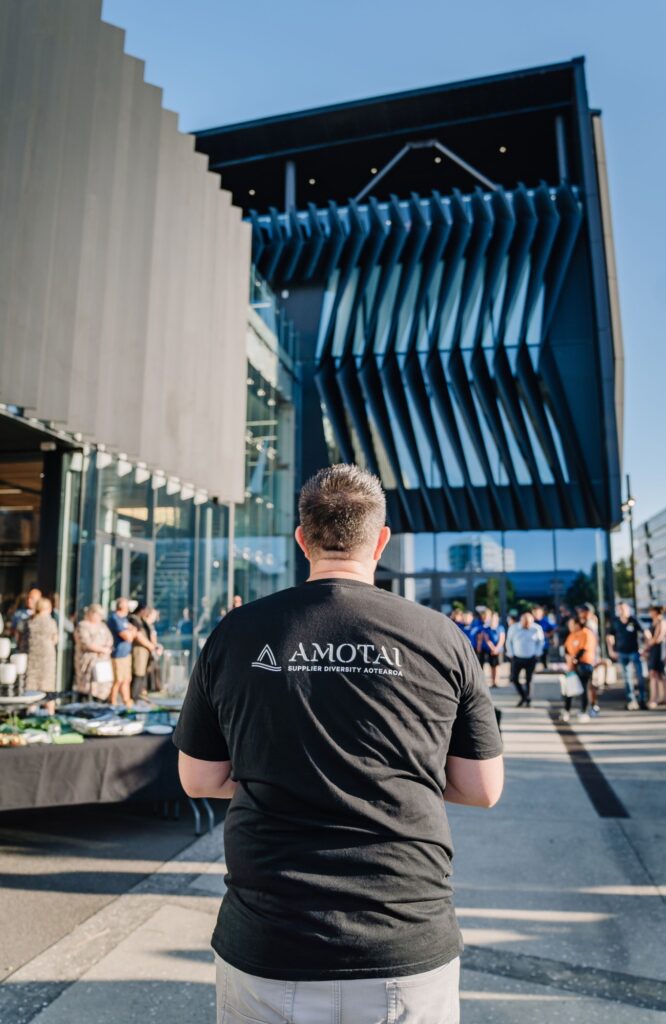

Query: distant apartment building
[635,508,666,608]
[448,538,516,573]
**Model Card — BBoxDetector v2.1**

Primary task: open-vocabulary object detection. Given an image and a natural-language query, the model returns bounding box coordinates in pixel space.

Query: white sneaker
[577,712,590,722]
[559,710,570,723]
[627,700,639,711]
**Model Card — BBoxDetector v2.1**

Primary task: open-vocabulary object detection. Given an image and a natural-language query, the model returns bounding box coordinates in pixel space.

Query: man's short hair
[298,464,386,556]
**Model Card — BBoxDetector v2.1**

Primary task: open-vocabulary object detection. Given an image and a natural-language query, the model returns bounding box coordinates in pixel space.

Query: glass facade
[378,528,612,618]
[0,276,299,690]
[234,275,298,602]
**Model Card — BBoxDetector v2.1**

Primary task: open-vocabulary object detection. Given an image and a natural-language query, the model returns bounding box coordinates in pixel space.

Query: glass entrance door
[95,536,154,609]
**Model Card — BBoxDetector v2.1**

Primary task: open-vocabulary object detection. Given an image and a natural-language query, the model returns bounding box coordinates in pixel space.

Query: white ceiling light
[96,449,112,470]
[135,465,151,485]
[180,484,195,501]
[166,477,181,496]
[152,472,167,490]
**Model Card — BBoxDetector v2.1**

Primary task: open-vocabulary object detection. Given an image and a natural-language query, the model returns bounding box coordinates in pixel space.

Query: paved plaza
[0,674,664,1023]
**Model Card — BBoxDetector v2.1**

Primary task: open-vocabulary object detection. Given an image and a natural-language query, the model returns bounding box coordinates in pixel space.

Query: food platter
[69,717,145,738]
[0,691,46,707]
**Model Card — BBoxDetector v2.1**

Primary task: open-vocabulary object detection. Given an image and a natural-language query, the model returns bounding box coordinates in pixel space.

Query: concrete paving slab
[449,697,666,983]
[461,968,666,1023]
[28,904,217,1024]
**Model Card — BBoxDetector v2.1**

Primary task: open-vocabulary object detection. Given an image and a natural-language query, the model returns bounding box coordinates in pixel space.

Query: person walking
[107,598,136,707]
[562,616,595,722]
[175,464,503,1024]
[74,604,114,700]
[645,605,666,709]
[607,602,648,710]
[25,597,58,692]
[506,611,544,707]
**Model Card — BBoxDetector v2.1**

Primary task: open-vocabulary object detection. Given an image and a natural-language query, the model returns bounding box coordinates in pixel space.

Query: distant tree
[474,577,515,613]
[565,571,596,608]
[613,557,633,601]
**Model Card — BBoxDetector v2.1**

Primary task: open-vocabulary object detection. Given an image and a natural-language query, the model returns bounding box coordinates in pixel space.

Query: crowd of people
[0,587,246,706]
[449,600,666,720]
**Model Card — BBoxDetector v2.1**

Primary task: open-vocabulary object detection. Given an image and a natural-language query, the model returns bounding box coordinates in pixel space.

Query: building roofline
[194,56,585,138]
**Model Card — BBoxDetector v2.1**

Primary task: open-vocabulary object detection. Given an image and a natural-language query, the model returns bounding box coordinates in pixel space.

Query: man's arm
[178,751,237,799]
[444,754,503,808]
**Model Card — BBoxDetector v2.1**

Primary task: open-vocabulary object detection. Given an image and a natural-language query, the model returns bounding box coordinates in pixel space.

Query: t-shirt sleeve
[173,642,230,762]
[448,640,503,760]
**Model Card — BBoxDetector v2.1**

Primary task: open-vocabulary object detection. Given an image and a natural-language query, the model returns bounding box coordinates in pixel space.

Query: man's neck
[307,559,375,585]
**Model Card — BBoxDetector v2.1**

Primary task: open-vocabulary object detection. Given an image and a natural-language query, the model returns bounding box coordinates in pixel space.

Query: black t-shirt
[609,616,642,654]
[174,578,502,981]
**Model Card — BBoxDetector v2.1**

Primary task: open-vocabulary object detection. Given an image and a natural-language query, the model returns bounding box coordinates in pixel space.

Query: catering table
[0,733,181,812]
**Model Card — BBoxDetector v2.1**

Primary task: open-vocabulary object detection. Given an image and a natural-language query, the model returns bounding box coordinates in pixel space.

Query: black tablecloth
[0,734,182,812]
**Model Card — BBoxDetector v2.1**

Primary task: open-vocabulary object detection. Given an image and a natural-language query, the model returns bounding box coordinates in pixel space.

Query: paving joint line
[463,944,666,1011]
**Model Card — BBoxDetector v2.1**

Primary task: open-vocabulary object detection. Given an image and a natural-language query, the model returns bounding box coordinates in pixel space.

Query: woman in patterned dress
[25,597,58,692]
[74,604,114,700]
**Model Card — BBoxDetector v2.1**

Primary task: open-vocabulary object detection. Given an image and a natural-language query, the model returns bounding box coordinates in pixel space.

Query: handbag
[92,659,113,685]
[560,671,584,698]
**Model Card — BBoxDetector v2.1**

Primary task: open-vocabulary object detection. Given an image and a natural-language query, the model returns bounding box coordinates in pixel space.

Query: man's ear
[373,525,391,562]
[295,525,310,559]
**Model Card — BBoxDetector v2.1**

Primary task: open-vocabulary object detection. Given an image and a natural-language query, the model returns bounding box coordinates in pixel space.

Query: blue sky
[103,0,665,553]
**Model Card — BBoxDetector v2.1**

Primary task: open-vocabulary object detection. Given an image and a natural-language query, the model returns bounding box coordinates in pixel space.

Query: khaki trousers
[216,955,460,1024]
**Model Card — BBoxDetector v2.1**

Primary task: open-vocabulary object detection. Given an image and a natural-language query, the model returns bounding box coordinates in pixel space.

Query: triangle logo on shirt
[252,644,281,672]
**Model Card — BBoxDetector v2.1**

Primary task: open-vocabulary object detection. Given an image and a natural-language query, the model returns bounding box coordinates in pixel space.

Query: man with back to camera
[174,465,504,1024]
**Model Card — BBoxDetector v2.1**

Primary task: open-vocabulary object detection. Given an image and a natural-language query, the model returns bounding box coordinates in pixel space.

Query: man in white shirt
[506,611,545,707]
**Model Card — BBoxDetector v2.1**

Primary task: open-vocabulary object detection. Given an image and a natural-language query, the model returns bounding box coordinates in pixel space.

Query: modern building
[0,0,297,685]
[195,59,624,614]
[635,509,666,609]
[1,1,626,693]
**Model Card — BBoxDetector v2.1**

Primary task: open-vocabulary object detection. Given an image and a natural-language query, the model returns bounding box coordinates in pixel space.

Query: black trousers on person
[511,656,537,702]
[563,663,593,713]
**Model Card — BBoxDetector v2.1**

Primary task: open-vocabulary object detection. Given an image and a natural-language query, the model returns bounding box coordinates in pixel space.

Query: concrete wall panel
[0,0,249,501]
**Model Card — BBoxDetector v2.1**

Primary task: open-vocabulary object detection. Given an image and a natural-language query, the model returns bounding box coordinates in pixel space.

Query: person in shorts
[107,597,136,706]
[174,464,504,1024]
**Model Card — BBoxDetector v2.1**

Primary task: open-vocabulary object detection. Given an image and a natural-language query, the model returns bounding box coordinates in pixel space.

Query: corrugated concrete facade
[0,0,250,501]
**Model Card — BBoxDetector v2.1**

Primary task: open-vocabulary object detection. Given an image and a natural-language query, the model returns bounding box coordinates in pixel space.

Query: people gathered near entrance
[449,599,665,717]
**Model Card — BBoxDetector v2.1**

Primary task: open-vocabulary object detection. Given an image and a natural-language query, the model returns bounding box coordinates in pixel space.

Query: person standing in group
[25,597,58,692]
[562,616,596,722]
[506,611,544,707]
[531,606,553,669]
[74,604,114,700]
[130,604,161,701]
[107,597,136,707]
[476,608,504,687]
[12,587,42,653]
[576,603,602,716]
[175,464,503,1024]
[606,602,648,710]
[645,605,666,709]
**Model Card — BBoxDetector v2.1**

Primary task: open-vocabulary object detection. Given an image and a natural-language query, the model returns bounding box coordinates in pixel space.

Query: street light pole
[621,474,637,612]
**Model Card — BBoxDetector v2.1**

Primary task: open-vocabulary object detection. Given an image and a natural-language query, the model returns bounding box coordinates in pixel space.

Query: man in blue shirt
[108,597,136,706]
[476,609,505,687]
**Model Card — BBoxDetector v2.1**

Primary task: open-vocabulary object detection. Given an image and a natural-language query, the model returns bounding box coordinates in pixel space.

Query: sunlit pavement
[452,673,666,1020]
[0,675,664,1022]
